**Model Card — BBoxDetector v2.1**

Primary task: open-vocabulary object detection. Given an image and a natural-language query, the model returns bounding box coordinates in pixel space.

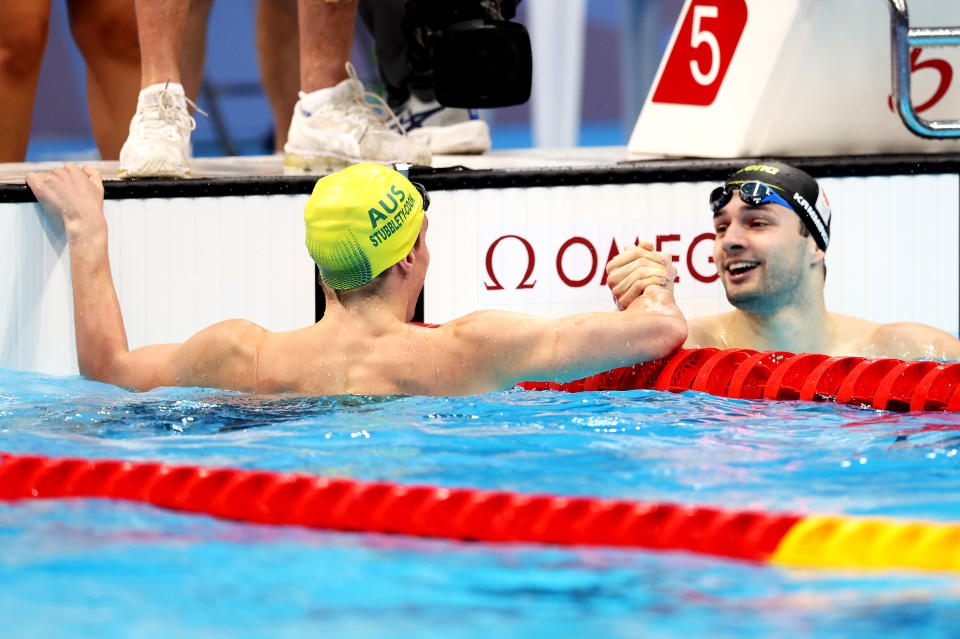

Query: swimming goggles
[411,181,430,212]
[709,181,793,213]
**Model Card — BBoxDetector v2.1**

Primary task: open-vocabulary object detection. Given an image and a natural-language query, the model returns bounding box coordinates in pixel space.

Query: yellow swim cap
[304,163,426,290]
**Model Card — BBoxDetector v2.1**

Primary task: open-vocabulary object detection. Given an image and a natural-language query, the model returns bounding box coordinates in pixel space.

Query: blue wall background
[27,0,681,160]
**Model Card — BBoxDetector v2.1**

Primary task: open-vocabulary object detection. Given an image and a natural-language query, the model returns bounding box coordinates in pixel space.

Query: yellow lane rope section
[771,516,960,572]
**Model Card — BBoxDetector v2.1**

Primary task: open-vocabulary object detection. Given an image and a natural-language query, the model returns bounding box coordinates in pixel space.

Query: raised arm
[440,242,687,388]
[497,242,686,384]
[445,282,687,390]
[26,164,264,391]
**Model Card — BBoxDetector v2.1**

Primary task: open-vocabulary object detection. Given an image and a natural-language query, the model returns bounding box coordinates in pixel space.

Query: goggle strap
[411,181,430,212]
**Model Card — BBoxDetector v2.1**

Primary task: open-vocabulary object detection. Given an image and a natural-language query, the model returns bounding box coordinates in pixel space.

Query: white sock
[141,81,185,95]
[137,82,186,111]
[298,85,339,112]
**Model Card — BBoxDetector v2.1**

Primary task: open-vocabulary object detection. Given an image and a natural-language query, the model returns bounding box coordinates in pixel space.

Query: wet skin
[712,197,820,314]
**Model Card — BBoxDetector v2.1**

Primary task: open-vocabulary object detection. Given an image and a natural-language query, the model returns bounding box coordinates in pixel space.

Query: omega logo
[484,235,537,290]
[484,233,719,291]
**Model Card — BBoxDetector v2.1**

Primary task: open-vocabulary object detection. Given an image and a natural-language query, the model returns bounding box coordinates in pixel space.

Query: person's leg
[298,0,356,92]
[136,0,189,88]
[179,0,215,102]
[66,0,141,160]
[284,0,430,170]
[118,0,195,177]
[256,0,299,151]
[0,1,51,162]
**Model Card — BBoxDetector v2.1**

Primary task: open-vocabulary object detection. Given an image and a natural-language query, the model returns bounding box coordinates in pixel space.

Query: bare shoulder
[188,319,268,348]
[830,313,880,334]
[830,311,959,359]
[864,321,960,360]
[176,319,269,389]
[827,313,879,353]
[684,313,728,348]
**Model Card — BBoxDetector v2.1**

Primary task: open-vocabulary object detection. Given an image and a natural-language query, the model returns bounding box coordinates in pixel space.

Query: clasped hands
[605,241,677,310]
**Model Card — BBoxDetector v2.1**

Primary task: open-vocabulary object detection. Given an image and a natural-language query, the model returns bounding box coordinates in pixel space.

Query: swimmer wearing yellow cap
[304,163,427,291]
[27,162,687,395]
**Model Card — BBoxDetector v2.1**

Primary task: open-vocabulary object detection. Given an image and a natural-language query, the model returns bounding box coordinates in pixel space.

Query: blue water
[2,368,960,638]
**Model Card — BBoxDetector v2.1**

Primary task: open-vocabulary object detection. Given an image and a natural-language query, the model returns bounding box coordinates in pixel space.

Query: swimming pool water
[1,367,960,638]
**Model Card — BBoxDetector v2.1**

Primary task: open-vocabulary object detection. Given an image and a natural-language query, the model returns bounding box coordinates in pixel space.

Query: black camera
[403,0,532,108]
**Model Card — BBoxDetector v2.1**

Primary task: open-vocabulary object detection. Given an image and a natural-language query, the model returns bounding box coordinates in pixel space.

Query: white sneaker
[119,82,197,179]
[397,95,491,155]
[283,63,431,172]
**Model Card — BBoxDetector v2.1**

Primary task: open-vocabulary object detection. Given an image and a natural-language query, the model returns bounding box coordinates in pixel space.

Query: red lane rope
[0,453,800,560]
[518,349,960,412]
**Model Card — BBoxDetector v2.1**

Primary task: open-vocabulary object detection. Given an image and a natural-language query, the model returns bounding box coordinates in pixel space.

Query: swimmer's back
[253,316,496,396]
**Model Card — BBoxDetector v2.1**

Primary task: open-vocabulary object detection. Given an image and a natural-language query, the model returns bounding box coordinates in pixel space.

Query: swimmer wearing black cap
[607,161,960,360]
[25,163,687,394]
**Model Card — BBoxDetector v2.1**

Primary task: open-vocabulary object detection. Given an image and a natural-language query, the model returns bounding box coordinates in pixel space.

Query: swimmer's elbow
[624,290,687,354]
[654,314,689,358]
[78,360,108,385]
[670,315,690,349]
[80,356,148,391]
[628,310,687,361]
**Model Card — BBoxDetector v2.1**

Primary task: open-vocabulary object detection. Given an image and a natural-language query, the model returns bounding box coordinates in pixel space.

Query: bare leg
[135,0,190,87]
[118,0,194,177]
[67,0,141,160]
[179,0,215,101]
[298,0,357,92]
[257,0,299,150]
[0,1,51,162]
[284,0,429,169]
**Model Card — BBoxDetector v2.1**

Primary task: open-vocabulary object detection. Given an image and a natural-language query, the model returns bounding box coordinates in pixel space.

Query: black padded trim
[4,153,960,202]
[0,175,320,203]
[410,154,960,191]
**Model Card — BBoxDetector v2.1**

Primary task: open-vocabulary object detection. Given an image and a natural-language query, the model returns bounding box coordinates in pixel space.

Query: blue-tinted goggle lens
[710,181,791,212]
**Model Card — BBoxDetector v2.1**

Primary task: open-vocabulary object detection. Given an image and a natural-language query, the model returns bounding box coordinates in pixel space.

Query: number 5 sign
[652,0,748,106]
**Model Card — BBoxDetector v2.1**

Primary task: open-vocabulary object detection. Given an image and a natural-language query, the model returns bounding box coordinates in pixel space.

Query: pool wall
[0,154,957,375]
[0,193,314,375]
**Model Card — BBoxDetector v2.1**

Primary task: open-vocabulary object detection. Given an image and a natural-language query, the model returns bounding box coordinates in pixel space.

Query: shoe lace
[134,81,208,137]
[340,62,408,136]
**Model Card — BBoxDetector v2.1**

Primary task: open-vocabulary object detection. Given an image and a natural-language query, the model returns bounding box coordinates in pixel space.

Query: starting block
[629,0,960,157]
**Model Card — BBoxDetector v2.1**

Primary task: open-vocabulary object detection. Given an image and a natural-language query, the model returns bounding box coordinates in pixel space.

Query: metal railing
[888,0,960,138]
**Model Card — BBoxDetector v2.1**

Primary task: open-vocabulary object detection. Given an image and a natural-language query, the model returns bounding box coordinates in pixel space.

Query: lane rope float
[2,452,960,573]
[518,348,960,412]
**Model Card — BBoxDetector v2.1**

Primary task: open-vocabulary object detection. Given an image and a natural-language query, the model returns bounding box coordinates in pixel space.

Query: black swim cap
[722,161,832,250]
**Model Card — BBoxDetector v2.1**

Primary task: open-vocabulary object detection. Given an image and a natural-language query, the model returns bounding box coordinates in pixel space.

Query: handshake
[605,241,678,311]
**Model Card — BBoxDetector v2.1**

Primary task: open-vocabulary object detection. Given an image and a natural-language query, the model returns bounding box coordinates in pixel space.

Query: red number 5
[652,0,748,107]
[689,5,721,85]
